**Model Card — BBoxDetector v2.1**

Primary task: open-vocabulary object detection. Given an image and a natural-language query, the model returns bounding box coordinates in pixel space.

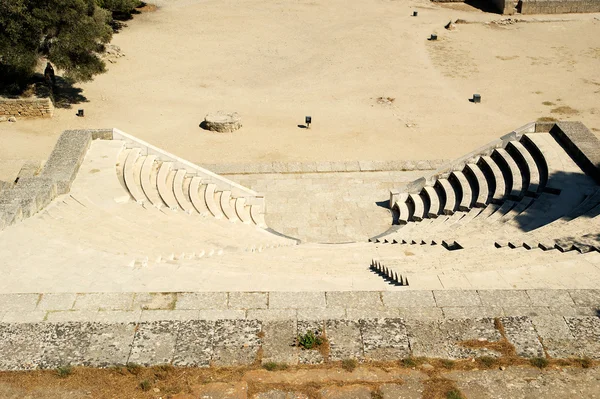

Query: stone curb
[199,160,450,175]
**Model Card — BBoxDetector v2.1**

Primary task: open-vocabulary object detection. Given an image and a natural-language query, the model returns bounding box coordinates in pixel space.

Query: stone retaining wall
[521,0,600,14]
[0,97,54,118]
[0,289,598,370]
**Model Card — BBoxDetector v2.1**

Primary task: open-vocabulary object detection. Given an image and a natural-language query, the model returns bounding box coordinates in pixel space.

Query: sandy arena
[1,0,600,182]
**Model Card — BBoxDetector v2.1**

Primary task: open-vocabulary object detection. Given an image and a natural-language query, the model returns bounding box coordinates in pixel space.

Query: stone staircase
[371,122,600,254]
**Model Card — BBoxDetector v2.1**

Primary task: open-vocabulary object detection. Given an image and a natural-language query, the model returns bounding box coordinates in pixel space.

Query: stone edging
[0,97,53,119]
[198,160,450,175]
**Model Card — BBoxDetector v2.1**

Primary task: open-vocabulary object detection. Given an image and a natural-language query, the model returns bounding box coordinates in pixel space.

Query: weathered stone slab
[297,308,346,321]
[132,292,176,310]
[527,290,574,307]
[500,316,544,358]
[326,292,382,309]
[212,319,261,366]
[128,321,179,366]
[73,293,134,311]
[502,307,551,317]
[45,310,98,323]
[443,318,502,359]
[84,323,136,367]
[268,292,326,309]
[173,320,214,367]
[433,290,482,307]
[382,291,436,307]
[478,290,531,307]
[188,382,248,399]
[0,322,51,370]
[253,390,309,399]
[568,290,600,307]
[40,322,94,368]
[2,311,46,323]
[405,319,449,358]
[320,385,372,399]
[261,320,298,365]
[247,309,297,321]
[198,309,246,320]
[398,307,444,320]
[37,293,76,311]
[326,320,363,361]
[229,292,268,309]
[443,307,504,319]
[0,293,39,312]
[176,292,228,310]
[297,320,325,364]
[140,310,198,322]
[531,316,578,359]
[96,310,141,323]
[360,318,410,361]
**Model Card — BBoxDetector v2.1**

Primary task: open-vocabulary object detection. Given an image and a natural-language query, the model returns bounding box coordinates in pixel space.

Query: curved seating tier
[373,131,599,253]
[119,146,267,227]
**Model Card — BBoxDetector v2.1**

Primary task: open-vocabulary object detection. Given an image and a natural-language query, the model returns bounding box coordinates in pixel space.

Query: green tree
[96,0,140,14]
[0,0,113,86]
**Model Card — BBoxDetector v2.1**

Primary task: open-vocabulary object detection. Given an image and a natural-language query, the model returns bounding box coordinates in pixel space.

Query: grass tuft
[297,329,325,350]
[263,362,288,371]
[530,357,549,369]
[56,365,73,378]
[139,379,152,391]
[476,356,498,368]
[126,362,142,375]
[342,358,358,372]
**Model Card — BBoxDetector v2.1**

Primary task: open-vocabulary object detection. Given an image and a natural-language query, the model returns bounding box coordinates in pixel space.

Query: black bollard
[473,94,481,103]
[413,11,418,16]
[430,34,437,41]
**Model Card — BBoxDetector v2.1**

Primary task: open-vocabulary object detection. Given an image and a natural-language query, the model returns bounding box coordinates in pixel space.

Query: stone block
[40,322,94,368]
[297,320,325,364]
[502,307,551,317]
[526,290,575,307]
[297,307,346,321]
[443,318,502,359]
[45,310,98,323]
[212,319,262,366]
[326,320,363,361]
[140,310,198,322]
[442,307,504,319]
[568,290,600,307]
[268,292,326,309]
[198,309,246,320]
[0,293,40,312]
[37,293,77,311]
[397,307,444,320]
[405,319,449,358]
[84,323,136,367]
[500,316,544,358]
[433,290,482,307]
[326,292,383,309]
[229,292,268,309]
[261,320,298,365]
[132,292,176,310]
[173,320,214,367]
[253,390,309,399]
[96,310,141,323]
[176,292,228,310]
[320,385,372,399]
[73,293,134,311]
[360,318,410,361]
[0,322,52,370]
[188,382,248,399]
[247,309,297,321]
[2,311,46,323]
[129,321,180,366]
[382,291,436,308]
[478,290,531,307]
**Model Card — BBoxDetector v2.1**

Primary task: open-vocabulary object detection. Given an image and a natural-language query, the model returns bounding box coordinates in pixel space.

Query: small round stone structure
[202,111,242,133]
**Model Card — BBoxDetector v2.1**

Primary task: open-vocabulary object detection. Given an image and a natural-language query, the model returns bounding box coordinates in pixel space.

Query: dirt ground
[0,362,598,399]
[1,0,600,181]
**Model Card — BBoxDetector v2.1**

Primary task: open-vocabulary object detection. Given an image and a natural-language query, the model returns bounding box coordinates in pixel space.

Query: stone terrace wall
[521,0,600,14]
[0,97,53,118]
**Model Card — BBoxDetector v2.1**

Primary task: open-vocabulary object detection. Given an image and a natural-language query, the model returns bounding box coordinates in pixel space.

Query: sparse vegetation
[139,379,152,391]
[551,105,579,115]
[126,362,142,375]
[56,365,73,378]
[542,101,555,106]
[446,389,464,399]
[297,329,324,350]
[441,359,455,369]
[530,357,549,369]
[477,356,498,368]
[341,358,358,372]
[574,357,592,369]
[371,389,384,399]
[400,357,425,368]
[263,362,288,371]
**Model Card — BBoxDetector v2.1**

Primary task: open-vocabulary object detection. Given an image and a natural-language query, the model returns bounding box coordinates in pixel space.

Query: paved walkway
[227,171,424,243]
[1,290,598,370]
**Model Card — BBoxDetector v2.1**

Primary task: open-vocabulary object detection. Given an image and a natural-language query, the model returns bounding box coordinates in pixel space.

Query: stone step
[507,141,541,195]
[465,163,489,207]
[451,170,473,211]
[437,178,456,215]
[423,186,441,217]
[493,148,524,199]
[157,161,179,210]
[173,169,195,213]
[479,155,506,202]
[123,148,147,204]
[140,155,163,207]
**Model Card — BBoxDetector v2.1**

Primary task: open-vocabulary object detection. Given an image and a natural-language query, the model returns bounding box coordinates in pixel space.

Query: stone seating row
[119,147,267,227]
[373,132,599,253]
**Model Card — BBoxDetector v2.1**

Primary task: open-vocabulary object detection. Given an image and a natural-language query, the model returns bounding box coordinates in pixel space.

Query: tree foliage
[0,0,138,87]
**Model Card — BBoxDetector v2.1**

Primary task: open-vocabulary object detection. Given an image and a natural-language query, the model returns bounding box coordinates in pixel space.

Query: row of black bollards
[370,259,409,286]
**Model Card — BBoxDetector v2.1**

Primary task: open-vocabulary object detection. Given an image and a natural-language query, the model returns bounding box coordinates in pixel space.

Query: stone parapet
[0,97,53,118]
[521,0,600,14]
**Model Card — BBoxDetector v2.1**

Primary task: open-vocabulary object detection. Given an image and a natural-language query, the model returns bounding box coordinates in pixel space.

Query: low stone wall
[521,0,600,14]
[0,97,54,118]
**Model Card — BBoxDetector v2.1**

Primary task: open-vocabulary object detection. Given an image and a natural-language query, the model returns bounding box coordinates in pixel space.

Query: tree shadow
[0,72,87,109]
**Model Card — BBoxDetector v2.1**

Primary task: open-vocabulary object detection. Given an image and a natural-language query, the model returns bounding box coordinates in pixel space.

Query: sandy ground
[1,0,600,181]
